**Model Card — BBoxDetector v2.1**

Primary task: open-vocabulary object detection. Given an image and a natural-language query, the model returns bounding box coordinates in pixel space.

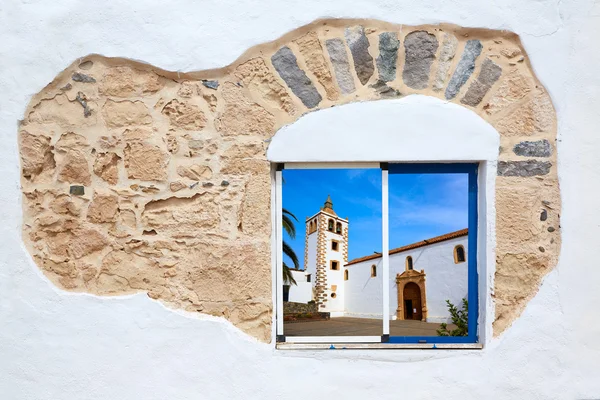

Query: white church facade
[287,196,468,323]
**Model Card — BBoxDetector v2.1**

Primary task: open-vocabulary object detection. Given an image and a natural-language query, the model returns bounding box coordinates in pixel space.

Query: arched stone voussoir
[18,18,559,342]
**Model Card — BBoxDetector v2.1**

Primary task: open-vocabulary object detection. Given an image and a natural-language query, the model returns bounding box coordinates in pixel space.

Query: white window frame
[275,162,388,344]
[274,161,485,349]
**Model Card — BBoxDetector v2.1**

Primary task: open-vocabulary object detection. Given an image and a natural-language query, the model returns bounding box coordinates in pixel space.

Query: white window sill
[276,343,483,350]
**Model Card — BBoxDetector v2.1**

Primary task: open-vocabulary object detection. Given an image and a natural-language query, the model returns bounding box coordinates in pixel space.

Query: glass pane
[281,168,383,337]
[387,172,469,337]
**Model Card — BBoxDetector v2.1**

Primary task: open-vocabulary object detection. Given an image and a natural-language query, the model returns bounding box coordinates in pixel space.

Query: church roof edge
[345,228,468,266]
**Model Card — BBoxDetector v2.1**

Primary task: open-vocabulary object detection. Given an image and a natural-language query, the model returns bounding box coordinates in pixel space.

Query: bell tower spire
[322,194,336,216]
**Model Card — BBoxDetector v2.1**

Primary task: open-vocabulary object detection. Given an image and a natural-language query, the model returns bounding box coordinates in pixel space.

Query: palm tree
[282,208,299,285]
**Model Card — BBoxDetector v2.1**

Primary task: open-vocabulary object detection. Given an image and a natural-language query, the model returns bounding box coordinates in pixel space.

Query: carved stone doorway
[396,270,427,321]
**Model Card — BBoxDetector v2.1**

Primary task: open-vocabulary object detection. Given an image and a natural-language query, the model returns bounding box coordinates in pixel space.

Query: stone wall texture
[18,19,560,342]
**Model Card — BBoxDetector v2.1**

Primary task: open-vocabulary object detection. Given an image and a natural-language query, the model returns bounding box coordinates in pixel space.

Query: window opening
[279,165,382,342]
[454,245,466,263]
[387,163,478,344]
[276,163,478,345]
[406,256,413,271]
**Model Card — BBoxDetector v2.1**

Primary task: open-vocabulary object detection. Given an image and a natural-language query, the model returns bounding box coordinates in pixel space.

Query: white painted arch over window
[267,95,500,163]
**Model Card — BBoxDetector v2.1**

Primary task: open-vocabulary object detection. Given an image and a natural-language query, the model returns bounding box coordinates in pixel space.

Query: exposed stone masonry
[446,39,483,99]
[344,26,375,85]
[377,32,400,82]
[18,19,560,342]
[403,31,439,89]
[325,38,356,94]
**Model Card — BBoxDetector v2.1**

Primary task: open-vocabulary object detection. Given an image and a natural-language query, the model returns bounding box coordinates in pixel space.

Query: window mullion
[382,167,390,336]
[275,167,284,336]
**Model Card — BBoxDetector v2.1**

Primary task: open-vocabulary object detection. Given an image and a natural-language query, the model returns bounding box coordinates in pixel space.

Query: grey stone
[271,46,322,109]
[548,226,555,232]
[221,180,230,187]
[461,59,502,106]
[370,80,402,98]
[433,33,458,91]
[75,92,92,118]
[202,80,219,90]
[539,246,545,253]
[377,32,400,82]
[344,26,374,85]
[202,182,214,187]
[540,209,548,221]
[513,139,552,157]
[325,38,356,94]
[60,83,72,91]
[497,160,551,177]
[69,185,85,196]
[445,40,483,100]
[72,72,96,83]
[402,31,439,90]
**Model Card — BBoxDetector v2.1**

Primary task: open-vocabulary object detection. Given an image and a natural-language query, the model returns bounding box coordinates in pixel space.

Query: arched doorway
[403,282,422,320]
[396,269,427,321]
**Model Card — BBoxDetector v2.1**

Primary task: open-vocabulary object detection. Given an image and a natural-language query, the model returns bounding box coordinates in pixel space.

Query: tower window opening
[331,240,339,251]
[331,260,339,270]
[336,222,342,234]
[371,264,377,277]
[344,270,349,281]
[406,256,413,271]
[328,219,334,232]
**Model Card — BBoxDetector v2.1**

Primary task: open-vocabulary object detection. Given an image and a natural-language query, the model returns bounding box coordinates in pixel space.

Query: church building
[288,196,468,323]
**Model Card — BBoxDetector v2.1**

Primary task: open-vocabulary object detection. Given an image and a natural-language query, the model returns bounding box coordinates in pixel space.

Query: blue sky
[282,169,468,269]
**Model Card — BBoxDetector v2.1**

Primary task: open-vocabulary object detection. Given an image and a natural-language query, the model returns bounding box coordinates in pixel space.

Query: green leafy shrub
[437,298,468,336]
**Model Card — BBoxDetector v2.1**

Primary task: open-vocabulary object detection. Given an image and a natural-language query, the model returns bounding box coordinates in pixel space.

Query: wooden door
[403,282,423,320]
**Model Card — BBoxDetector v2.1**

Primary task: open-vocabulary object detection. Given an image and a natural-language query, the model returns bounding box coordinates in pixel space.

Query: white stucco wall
[287,270,312,303]
[305,229,318,296]
[344,259,385,318]
[2,1,600,399]
[416,237,469,322]
[344,236,468,322]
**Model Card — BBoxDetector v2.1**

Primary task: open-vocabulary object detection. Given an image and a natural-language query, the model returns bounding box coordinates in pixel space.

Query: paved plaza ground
[284,317,453,337]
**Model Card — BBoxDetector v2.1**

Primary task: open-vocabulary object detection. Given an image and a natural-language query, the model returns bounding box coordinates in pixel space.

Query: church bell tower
[304,195,349,315]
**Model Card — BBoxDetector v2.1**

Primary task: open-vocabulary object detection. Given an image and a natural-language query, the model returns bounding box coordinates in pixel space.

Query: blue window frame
[386,163,479,344]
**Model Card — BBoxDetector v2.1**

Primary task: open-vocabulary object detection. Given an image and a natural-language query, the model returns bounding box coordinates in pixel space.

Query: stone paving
[285,317,454,337]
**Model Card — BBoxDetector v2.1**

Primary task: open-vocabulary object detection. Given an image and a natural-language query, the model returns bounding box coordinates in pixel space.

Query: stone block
[377,32,400,82]
[445,40,482,100]
[271,46,322,109]
[461,58,502,106]
[295,32,338,101]
[432,33,458,91]
[513,140,552,157]
[497,160,551,177]
[325,38,356,95]
[402,31,438,89]
[344,26,374,85]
